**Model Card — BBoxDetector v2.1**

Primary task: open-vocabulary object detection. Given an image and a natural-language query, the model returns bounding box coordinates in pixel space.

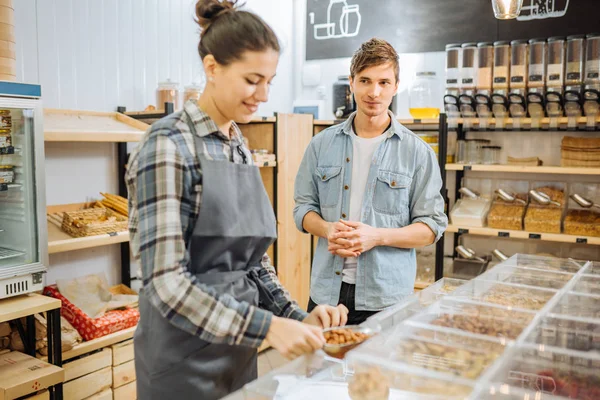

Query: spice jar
[156,79,180,111]
[0,129,11,148]
[183,83,203,104]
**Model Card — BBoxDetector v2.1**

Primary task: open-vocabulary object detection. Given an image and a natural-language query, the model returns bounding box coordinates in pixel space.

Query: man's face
[349,62,398,118]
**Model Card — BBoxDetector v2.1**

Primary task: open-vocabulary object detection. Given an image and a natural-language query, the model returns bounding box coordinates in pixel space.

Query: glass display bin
[0,82,48,299]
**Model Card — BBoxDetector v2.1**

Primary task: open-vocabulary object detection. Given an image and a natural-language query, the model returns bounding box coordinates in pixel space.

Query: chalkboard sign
[306,0,599,61]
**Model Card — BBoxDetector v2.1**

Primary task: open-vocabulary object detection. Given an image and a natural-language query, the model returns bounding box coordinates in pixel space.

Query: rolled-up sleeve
[409,146,448,242]
[293,140,321,233]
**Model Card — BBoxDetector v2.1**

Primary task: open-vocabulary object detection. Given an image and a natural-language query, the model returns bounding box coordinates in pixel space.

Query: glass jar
[461,43,478,90]
[493,41,510,89]
[456,139,467,164]
[547,37,565,87]
[477,42,494,90]
[445,44,461,91]
[409,71,440,119]
[183,83,203,104]
[566,35,585,86]
[466,139,478,164]
[482,145,501,164]
[528,38,547,89]
[585,33,600,85]
[510,39,529,90]
[156,79,180,111]
[332,76,355,118]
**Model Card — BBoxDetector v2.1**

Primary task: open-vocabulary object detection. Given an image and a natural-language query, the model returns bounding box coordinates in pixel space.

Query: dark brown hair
[350,38,399,82]
[195,0,280,65]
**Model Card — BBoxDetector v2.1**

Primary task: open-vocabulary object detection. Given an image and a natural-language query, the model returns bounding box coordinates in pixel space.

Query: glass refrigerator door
[0,92,47,297]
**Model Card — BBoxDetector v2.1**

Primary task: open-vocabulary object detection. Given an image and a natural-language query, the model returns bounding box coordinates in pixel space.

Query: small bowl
[322,324,380,359]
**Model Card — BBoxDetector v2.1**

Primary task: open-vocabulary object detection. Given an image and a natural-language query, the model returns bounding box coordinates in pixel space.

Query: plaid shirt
[126,100,308,348]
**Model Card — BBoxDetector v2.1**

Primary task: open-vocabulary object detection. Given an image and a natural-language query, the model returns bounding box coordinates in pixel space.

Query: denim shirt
[293,111,448,311]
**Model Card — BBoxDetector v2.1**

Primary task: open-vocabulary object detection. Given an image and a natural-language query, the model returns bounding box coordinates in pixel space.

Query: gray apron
[134,135,277,400]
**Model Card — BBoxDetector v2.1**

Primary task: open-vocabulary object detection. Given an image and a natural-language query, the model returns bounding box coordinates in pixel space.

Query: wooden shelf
[314,118,440,130]
[62,327,136,362]
[44,109,149,142]
[447,225,600,245]
[47,203,129,254]
[0,293,61,323]
[452,116,600,130]
[446,163,600,176]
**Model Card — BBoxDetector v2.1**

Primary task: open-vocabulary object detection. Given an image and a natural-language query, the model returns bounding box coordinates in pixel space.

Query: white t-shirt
[342,130,387,284]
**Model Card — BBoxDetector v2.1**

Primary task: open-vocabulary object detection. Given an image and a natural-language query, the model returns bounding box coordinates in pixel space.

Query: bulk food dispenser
[564,34,586,119]
[526,38,547,120]
[492,41,511,122]
[583,33,600,123]
[475,42,494,119]
[458,43,478,118]
[509,39,529,120]
[443,44,462,119]
[545,37,566,119]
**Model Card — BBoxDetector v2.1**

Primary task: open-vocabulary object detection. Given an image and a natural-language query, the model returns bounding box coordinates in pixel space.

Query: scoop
[496,189,527,205]
[492,249,509,261]
[456,245,486,263]
[459,187,479,199]
[529,190,561,207]
[570,193,600,209]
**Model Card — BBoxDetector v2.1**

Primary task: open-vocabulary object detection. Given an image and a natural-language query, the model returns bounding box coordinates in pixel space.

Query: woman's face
[210,49,279,124]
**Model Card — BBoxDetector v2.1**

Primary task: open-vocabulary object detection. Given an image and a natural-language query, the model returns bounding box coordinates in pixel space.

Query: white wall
[14,0,295,287]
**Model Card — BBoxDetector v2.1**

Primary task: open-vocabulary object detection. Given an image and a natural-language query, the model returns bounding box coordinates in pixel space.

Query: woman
[127,1,348,398]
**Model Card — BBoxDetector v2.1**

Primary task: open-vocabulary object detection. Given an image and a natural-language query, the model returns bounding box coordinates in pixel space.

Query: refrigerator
[0,82,48,299]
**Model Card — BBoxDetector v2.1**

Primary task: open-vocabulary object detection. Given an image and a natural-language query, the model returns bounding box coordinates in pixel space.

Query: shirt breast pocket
[373,170,412,216]
[315,166,342,208]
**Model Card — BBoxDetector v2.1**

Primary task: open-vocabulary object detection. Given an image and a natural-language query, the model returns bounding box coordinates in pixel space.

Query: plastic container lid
[548,36,565,42]
[477,42,494,48]
[586,32,600,39]
[157,78,179,89]
[446,43,462,49]
[511,39,529,45]
[528,38,546,44]
[461,42,477,48]
[567,34,586,40]
[494,40,510,46]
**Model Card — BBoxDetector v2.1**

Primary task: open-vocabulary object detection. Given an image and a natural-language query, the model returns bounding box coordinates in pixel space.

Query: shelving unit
[450,116,600,131]
[60,327,136,362]
[446,225,600,245]
[440,116,600,279]
[0,294,63,399]
[445,164,600,175]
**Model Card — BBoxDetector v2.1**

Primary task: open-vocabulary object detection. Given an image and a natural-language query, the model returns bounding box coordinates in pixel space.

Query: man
[293,38,448,325]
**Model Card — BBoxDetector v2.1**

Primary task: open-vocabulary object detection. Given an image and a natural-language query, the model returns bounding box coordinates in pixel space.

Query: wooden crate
[63,366,112,400]
[64,349,112,382]
[112,360,135,389]
[110,339,134,366]
[113,381,136,400]
[83,388,112,400]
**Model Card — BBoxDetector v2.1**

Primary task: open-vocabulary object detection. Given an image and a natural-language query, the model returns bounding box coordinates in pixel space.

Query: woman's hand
[266,316,325,360]
[303,304,349,328]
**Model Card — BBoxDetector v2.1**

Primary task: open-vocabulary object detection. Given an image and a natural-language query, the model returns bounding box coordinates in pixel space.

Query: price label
[498,232,510,238]
[108,232,118,237]
[458,228,470,234]
[464,165,472,171]
[0,183,7,192]
[529,233,541,240]
[0,146,14,155]
[576,238,588,244]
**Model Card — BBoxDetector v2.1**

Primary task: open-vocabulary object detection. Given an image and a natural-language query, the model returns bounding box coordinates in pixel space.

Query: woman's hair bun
[195,0,239,32]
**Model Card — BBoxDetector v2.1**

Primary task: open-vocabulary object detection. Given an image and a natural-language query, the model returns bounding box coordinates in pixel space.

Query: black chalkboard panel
[306,0,599,61]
